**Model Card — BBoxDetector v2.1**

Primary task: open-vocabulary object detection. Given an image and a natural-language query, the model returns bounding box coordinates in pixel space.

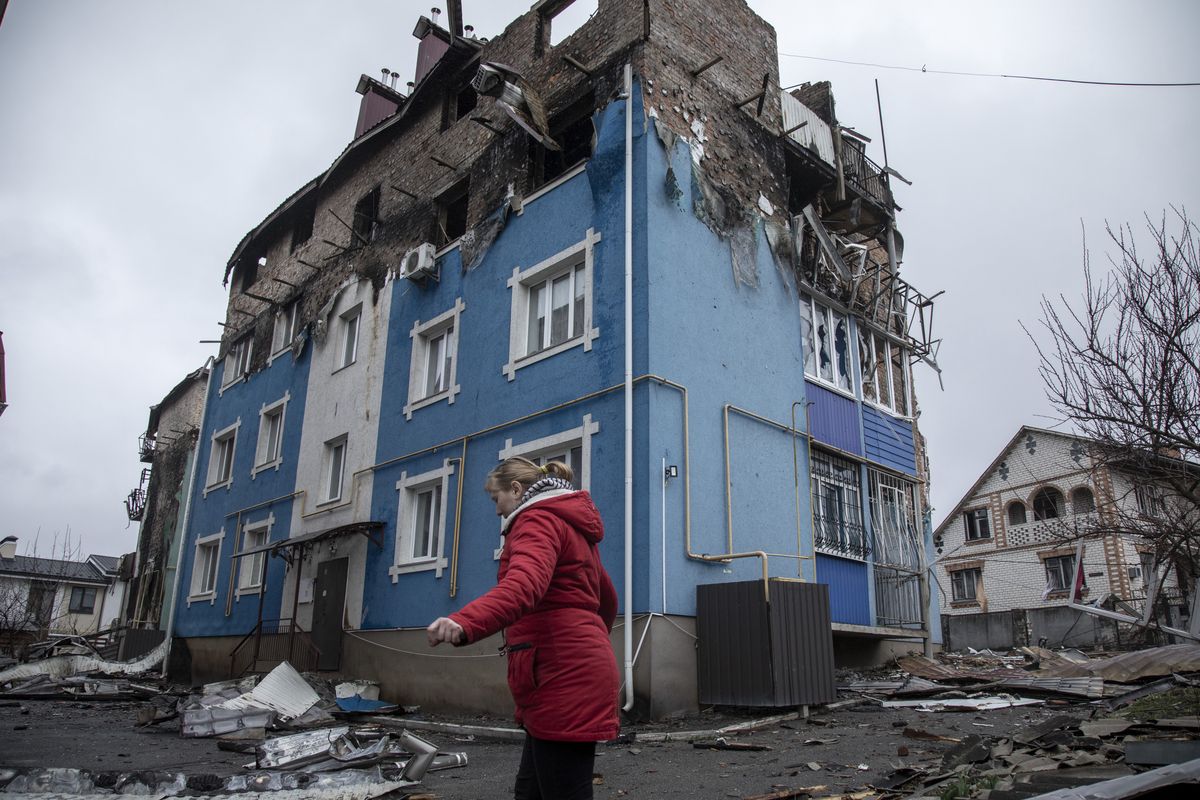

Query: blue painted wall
[862,405,917,476]
[174,347,311,637]
[816,554,871,625]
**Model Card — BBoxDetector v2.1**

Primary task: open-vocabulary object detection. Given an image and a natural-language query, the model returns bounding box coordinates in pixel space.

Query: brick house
[934,426,1189,647]
[166,0,942,717]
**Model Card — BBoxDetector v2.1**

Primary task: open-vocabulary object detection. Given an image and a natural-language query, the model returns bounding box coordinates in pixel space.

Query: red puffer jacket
[450,489,620,742]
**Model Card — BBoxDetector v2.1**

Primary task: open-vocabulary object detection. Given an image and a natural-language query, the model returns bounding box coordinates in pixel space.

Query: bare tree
[1028,209,1200,602]
[0,529,89,659]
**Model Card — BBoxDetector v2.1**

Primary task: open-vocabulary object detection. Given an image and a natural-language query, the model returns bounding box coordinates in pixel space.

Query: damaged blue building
[167,0,942,717]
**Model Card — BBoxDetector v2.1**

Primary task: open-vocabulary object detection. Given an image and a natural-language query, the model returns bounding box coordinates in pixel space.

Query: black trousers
[513,733,596,800]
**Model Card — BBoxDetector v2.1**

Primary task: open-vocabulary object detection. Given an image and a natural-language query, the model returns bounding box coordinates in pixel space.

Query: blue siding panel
[862,405,917,475]
[816,554,871,625]
[807,382,862,455]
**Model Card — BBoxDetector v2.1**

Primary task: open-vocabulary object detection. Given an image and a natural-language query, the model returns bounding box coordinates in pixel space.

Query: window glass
[527,282,546,355]
[964,508,991,540]
[834,315,851,392]
[572,264,585,338]
[810,450,867,558]
[424,328,453,397]
[799,299,816,378]
[1033,487,1064,520]
[1007,502,1027,526]
[1072,487,1095,514]
[859,328,875,403]
[951,568,980,601]
[550,272,571,344]
[875,336,891,408]
[412,486,442,560]
[890,342,909,415]
[326,440,346,501]
[340,310,360,369]
[816,307,833,382]
[1044,555,1076,592]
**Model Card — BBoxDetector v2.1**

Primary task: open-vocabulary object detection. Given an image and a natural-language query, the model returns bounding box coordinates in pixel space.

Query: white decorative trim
[220,336,253,393]
[403,298,465,420]
[251,393,290,477]
[389,460,455,581]
[235,514,275,597]
[503,228,602,381]
[187,528,225,605]
[203,418,241,497]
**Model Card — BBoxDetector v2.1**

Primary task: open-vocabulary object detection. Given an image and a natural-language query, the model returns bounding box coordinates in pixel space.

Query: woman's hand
[426,617,465,647]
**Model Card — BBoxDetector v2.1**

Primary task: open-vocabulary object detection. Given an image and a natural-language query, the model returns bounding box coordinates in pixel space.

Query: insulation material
[691,163,759,288]
[0,640,167,684]
[652,114,683,206]
[459,209,507,271]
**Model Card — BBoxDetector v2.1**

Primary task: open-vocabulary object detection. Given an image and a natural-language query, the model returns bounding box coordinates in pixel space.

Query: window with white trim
[858,328,910,416]
[68,586,97,614]
[205,421,239,493]
[390,460,455,580]
[963,508,991,541]
[337,305,362,371]
[253,395,288,474]
[272,298,301,356]
[951,567,981,602]
[223,334,253,387]
[237,517,272,593]
[404,299,464,419]
[189,530,224,601]
[504,229,600,380]
[1043,554,1077,593]
[800,295,852,394]
[868,469,919,569]
[322,435,348,504]
[809,449,866,558]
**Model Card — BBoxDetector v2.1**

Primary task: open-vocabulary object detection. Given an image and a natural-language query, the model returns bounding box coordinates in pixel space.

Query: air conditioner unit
[399,242,438,282]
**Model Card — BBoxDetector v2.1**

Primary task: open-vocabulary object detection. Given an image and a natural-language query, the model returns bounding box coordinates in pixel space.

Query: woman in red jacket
[427,456,620,799]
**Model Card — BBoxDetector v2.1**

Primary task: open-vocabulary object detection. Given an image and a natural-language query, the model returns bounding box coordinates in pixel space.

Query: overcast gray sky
[1,1,1198,560]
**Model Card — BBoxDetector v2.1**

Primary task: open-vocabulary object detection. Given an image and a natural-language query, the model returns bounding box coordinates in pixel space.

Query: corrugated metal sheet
[862,405,916,474]
[816,554,871,625]
[697,580,837,707]
[806,382,862,454]
[780,91,836,166]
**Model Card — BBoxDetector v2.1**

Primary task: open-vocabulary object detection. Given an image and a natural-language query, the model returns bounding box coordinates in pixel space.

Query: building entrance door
[312,558,347,671]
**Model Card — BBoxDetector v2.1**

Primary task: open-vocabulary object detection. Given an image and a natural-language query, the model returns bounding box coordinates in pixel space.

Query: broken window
[223,334,253,387]
[1043,554,1077,593]
[1032,487,1064,521]
[963,508,990,541]
[238,257,260,293]
[436,181,470,246]
[544,0,597,47]
[68,586,96,614]
[1135,483,1165,518]
[1072,486,1095,514]
[810,449,866,559]
[951,567,981,602]
[272,298,301,356]
[1007,501,1027,526]
[858,329,909,416]
[869,470,918,568]
[290,208,314,252]
[531,91,595,189]
[800,295,852,394]
[352,186,380,245]
[444,79,478,129]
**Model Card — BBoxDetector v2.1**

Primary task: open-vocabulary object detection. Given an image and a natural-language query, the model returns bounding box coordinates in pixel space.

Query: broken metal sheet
[335,695,398,714]
[986,675,1104,699]
[1104,675,1179,711]
[235,661,318,721]
[0,639,167,684]
[882,696,1043,712]
[1040,643,1200,682]
[299,733,392,773]
[1078,718,1134,738]
[1026,756,1200,799]
[1013,714,1080,746]
[256,726,351,769]
[1124,741,1200,766]
[180,705,276,738]
[472,62,557,150]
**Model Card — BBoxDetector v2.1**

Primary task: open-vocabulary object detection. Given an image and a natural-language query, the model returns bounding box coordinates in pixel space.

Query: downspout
[622,61,635,713]
[161,357,215,679]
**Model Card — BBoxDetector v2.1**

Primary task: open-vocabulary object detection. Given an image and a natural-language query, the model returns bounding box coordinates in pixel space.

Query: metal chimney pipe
[431,7,441,25]
[464,25,474,36]
[381,68,390,84]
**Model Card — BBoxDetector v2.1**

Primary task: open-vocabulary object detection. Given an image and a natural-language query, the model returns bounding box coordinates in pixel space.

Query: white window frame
[1044,554,1076,593]
[951,567,981,602]
[800,295,854,396]
[963,507,991,541]
[270,298,301,362]
[320,435,348,505]
[336,304,362,372]
[390,459,455,580]
[494,415,599,557]
[252,394,289,476]
[810,449,867,559]
[236,515,273,596]
[858,328,911,417]
[503,228,601,381]
[188,529,225,604]
[1136,483,1166,518]
[404,298,465,419]
[204,419,240,496]
[222,335,253,389]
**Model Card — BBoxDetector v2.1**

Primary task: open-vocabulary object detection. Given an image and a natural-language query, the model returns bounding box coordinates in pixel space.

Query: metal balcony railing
[138,432,156,463]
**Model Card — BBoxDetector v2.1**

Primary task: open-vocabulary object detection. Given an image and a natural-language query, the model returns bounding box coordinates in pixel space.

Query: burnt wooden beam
[691,56,723,78]
[390,184,417,199]
[270,277,299,289]
[296,258,321,272]
[230,309,256,319]
[735,73,771,116]
[470,116,504,136]
[782,120,809,137]
[328,209,370,247]
[241,291,275,304]
[431,156,458,172]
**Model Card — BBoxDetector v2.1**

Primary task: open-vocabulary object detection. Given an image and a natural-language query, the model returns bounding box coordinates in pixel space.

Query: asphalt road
[0,698,1087,798]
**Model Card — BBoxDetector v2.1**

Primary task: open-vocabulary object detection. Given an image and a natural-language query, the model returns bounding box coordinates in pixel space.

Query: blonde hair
[486,456,574,491]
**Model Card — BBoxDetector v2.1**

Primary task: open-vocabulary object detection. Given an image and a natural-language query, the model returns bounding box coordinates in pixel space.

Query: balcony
[138,432,156,463]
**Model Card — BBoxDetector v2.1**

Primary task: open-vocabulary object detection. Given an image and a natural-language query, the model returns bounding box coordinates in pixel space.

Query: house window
[858,328,910,416]
[963,508,991,541]
[504,229,600,380]
[237,517,271,593]
[238,257,260,293]
[189,530,224,601]
[390,460,456,580]
[205,421,239,493]
[531,91,596,188]
[322,436,348,504]
[800,295,853,394]
[1136,484,1165,518]
[810,449,867,559]
[1033,487,1065,520]
[436,181,470,247]
[868,470,918,568]
[253,395,288,474]
[68,586,97,614]
[223,334,253,386]
[1044,554,1077,593]
[1072,487,1095,514]
[337,305,362,371]
[444,80,478,129]
[272,298,301,356]
[26,581,55,628]
[1007,501,1027,526]
[951,567,982,602]
[352,186,380,245]
[404,299,465,419]
[290,207,314,252]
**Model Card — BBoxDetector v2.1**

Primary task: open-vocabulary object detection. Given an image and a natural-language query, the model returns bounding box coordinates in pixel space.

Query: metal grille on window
[810,451,867,559]
[869,469,924,628]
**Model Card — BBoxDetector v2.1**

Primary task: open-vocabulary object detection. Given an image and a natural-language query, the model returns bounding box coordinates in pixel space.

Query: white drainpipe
[622,62,635,712]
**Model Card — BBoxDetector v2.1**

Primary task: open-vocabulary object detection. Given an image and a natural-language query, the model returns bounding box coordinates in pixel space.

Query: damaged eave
[224,176,321,285]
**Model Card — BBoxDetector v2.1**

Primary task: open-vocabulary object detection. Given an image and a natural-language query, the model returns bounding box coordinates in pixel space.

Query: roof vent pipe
[0,536,17,560]
[431,7,441,25]
[464,25,474,36]
[381,68,391,84]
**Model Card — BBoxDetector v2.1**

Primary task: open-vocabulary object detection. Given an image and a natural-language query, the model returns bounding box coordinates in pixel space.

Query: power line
[779,52,1200,88]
